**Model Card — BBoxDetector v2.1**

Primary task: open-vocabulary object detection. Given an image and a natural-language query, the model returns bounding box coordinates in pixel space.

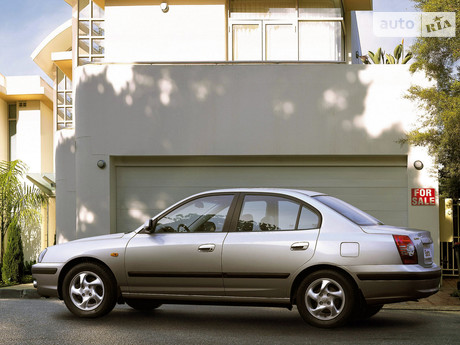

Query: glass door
[264,22,297,60]
[230,21,298,61]
[230,21,263,61]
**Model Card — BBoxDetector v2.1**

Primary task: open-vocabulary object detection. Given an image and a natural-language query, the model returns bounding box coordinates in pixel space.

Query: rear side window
[314,195,382,226]
[236,195,320,232]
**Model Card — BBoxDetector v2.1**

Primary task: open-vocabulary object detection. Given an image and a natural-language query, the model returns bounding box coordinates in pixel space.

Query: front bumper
[31,263,64,298]
[353,265,441,305]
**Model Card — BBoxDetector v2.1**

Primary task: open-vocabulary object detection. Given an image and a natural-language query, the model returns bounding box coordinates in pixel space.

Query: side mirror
[143,218,155,233]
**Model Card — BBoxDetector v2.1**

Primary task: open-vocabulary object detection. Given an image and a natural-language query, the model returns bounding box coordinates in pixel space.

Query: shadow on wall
[55,130,77,243]
[71,63,415,234]
[22,222,40,263]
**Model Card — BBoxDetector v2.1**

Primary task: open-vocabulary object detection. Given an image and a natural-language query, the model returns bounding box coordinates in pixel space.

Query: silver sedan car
[32,189,441,328]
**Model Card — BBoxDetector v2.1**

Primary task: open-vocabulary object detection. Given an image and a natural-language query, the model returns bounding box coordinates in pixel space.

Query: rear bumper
[31,263,64,298]
[353,265,441,305]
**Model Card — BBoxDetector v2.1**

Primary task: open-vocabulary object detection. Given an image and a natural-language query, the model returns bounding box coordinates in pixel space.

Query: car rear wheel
[125,299,162,311]
[296,270,356,328]
[62,262,117,318]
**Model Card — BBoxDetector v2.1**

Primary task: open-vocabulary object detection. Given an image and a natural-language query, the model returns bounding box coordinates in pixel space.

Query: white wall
[59,63,439,260]
[16,101,42,173]
[55,129,77,243]
[105,0,227,62]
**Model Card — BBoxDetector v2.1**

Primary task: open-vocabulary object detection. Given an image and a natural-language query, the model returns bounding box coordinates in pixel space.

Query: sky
[0,0,70,82]
[0,0,418,84]
[356,0,417,59]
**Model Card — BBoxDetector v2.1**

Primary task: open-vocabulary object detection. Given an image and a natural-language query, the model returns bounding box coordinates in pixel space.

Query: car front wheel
[62,262,117,318]
[296,270,356,328]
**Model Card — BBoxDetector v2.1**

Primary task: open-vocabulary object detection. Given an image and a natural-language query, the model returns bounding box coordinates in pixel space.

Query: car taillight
[393,235,418,264]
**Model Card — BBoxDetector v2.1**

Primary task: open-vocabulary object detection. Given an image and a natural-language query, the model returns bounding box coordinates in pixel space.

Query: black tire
[296,270,356,328]
[62,262,117,318]
[125,299,162,311]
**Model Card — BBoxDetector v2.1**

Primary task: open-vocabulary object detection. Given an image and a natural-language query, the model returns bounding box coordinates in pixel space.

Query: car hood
[71,233,127,243]
[42,232,134,263]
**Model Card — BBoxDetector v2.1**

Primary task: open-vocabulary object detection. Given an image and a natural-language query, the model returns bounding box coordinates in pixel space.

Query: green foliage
[1,219,24,284]
[403,0,460,198]
[361,41,413,64]
[0,160,47,267]
[23,260,36,276]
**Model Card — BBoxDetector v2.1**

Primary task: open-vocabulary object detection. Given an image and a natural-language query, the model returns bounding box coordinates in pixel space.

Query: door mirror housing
[143,218,155,233]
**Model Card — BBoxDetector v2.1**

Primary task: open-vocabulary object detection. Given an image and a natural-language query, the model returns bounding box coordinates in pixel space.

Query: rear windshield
[314,195,383,226]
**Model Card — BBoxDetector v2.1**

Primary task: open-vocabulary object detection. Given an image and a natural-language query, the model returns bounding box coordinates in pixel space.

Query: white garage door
[115,156,408,233]
[116,160,408,232]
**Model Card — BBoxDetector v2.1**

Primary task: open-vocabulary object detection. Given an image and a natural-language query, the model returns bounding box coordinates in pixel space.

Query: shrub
[1,219,24,284]
[23,260,36,276]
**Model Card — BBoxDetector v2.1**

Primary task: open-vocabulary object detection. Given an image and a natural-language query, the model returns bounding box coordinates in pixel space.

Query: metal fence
[441,200,459,276]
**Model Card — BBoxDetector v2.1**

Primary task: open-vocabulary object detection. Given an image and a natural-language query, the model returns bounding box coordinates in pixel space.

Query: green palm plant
[360,40,413,65]
[0,160,48,270]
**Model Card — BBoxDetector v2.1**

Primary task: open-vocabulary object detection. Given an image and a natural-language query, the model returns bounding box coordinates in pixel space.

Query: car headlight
[38,248,48,263]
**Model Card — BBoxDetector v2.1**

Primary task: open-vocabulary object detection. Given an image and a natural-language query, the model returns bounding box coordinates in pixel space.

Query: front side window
[155,195,234,233]
[236,195,320,231]
[229,0,344,62]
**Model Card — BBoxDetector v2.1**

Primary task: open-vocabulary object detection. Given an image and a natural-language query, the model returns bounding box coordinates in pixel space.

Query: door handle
[291,242,309,251]
[198,244,216,252]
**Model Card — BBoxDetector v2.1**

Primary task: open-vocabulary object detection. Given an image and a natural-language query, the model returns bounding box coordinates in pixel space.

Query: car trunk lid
[361,225,434,267]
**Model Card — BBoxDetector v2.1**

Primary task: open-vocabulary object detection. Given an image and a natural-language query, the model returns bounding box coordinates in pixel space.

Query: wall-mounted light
[97,160,106,169]
[414,160,424,170]
[160,2,169,13]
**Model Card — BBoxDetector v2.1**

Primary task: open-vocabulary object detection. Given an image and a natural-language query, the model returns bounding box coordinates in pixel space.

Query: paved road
[0,299,459,345]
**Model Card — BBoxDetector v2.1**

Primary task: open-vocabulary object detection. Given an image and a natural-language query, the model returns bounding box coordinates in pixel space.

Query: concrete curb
[0,283,42,300]
[0,288,41,299]
[383,305,460,312]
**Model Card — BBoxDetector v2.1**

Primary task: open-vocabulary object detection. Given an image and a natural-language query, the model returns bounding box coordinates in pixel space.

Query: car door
[222,193,321,298]
[125,193,236,296]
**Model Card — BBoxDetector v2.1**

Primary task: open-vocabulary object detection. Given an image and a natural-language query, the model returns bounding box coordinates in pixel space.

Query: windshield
[314,195,383,226]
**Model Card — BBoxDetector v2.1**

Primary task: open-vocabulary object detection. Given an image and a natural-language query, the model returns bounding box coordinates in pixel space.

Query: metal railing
[441,200,460,276]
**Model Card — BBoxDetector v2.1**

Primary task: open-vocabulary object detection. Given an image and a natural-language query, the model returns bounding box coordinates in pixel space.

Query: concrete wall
[53,63,439,260]
[16,101,42,172]
[105,0,227,62]
[57,63,438,254]
[40,102,54,173]
[55,129,76,243]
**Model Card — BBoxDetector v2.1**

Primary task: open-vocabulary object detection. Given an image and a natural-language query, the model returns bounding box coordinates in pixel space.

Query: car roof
[192,188,326,198]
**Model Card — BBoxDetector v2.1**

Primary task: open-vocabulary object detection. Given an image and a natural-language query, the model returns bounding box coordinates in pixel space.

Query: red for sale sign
[411,188,436,206]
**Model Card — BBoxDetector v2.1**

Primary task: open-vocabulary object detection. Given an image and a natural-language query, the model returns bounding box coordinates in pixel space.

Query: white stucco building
[32,0,440,264]
[0,73,56,261]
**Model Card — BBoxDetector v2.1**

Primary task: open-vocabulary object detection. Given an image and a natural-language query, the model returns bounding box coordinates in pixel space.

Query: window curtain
[299,21,342,60]
[232,24,263,60]
[265,24,297,60]
[299,0,342,18]
[230,0,296,19]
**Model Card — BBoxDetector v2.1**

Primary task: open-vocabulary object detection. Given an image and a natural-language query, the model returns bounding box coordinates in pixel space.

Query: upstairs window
[78,0,105,65]
[229,0,344,62]
[56,68,73,130]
